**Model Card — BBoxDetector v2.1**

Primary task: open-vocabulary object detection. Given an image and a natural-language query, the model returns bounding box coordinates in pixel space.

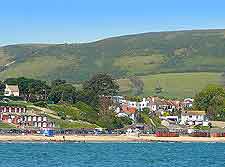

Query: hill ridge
[0,28,225,81]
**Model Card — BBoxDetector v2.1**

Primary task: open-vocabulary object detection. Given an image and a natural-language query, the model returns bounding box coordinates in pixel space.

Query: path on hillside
[28,105,98,126]
[27,105,61,119]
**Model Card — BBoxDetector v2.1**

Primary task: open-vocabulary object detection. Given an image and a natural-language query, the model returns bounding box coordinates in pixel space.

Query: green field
[118,72,224,99]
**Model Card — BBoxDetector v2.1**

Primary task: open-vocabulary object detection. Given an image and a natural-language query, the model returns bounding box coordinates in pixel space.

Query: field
[118,72,224,99]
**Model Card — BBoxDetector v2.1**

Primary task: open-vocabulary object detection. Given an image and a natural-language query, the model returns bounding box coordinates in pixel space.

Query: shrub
[33,101,47,108]
[58,111,66,120]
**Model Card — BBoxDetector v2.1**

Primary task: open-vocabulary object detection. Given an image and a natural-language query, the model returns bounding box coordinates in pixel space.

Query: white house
[183,98,194,108]
[128,101,138,108]
[147,97,157,112]
[4,84,20,97]
[117,112,129,118]
[137,98,149,111]
[160,116,179,122]
[180,110,208,126]
[112,96,126,104]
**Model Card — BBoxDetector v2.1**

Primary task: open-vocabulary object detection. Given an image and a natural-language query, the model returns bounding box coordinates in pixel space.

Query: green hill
[118,72,223,98]
[0,29,225,81]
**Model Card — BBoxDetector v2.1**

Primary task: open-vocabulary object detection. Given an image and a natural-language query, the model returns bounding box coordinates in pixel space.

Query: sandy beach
[0,135,225,143]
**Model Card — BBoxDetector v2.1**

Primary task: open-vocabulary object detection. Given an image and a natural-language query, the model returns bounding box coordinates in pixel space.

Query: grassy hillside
[0,29,225,81]
[0,122,16,128]
[51,119,99,129]
[118,72,224,99]
[47,104,99,128]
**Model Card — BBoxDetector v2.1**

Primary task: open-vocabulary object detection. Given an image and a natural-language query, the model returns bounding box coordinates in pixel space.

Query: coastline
[0,135,225,143]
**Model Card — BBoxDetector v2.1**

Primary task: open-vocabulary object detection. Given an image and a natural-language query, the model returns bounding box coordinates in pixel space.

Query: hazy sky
[1,0,225,45]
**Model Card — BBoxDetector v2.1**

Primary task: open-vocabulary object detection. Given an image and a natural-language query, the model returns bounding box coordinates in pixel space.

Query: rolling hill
[0,29,225,97]
[118,72,224,98]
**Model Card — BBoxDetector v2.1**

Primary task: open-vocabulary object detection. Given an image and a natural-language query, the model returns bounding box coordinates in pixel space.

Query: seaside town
[0,74,225,141]
[2,1,225,167]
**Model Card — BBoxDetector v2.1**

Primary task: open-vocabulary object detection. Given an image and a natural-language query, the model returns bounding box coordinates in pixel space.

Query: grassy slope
[48,104,99,128]
[0,56,80,80]
[0,101,98,129]
[51,119,99,129]
[118,72,223,99]
[0,29,225,81]
[0,122,16,128]
[0,48,10,66]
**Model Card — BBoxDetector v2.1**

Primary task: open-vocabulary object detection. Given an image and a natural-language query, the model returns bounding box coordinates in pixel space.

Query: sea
[0,142,224,167]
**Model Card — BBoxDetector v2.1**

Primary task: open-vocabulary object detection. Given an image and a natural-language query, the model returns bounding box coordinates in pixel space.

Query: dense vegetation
[1,29,225,82]
[0,74,133,129]
[194,85,225,121]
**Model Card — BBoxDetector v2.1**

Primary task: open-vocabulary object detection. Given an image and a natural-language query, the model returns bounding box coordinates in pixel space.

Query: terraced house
[0,105,54,128]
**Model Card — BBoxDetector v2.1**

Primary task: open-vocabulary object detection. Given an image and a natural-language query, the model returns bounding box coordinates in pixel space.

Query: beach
[0,135,225,143]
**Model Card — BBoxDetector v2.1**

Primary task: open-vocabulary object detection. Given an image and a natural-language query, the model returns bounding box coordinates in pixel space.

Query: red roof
[122,105,136,114]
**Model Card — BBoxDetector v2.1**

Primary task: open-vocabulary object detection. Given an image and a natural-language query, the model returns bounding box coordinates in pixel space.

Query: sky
[0,0,225,45]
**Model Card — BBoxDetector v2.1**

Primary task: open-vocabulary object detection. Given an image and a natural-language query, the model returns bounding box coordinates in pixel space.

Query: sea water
[0,142,225,167]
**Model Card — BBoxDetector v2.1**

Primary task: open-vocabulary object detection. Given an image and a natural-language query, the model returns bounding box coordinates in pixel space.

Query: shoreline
[0,135,225,143]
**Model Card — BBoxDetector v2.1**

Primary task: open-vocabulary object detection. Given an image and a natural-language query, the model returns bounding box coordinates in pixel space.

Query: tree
[96,111,132,130]
[0,81,5,95]
[194,85,225,121]
[4,77,50,101]
[194,85,225,111]
[48,84,78,104]
[76,90,100,108]
[4,78,18,85]
[16,77,50,101]
[83,73,119,96]
[51,79,66,87]
[155,80,163,94]
[207,95,225,120]
[82,73,119,108]
[129,76,144,96]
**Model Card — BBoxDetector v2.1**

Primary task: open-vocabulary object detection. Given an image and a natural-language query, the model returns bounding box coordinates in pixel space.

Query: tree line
[0,73,132,129]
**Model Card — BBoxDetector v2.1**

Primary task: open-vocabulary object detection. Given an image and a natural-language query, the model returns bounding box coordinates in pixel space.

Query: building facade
[4,84,20,97]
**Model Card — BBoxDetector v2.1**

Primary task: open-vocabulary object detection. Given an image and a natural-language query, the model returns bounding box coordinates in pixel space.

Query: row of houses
[113,96,185,112]
[110,96,208,127]
[0,105,55,128]
[0,114,55,128]
[0,106,26,113]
